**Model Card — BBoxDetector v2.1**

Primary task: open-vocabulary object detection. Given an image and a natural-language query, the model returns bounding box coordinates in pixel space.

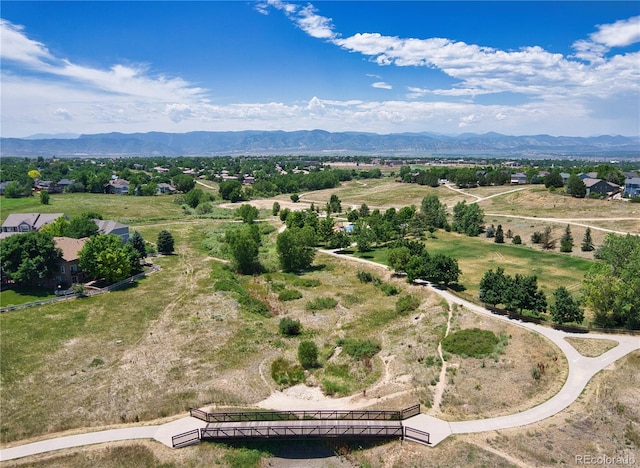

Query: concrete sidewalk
[0,426,160,462]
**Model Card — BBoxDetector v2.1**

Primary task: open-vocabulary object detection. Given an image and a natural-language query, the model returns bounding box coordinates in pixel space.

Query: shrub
[298,340,318,369]
[512,235,522,245]
[271,357,305,387]
[278,289,303,301]
[338,338,381,360]
[396,294,421,314]
[305,297,338,311]
[279,317,302,336]
[379,283,399,296]
[442,328,500,358]
[292,278,321,288]
[322,379,349,396]
[357,270,376,283]
[238,294,270,317]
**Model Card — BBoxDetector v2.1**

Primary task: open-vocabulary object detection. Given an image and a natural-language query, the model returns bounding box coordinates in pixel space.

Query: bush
[238,294,270,317]
[357,270,376,283]
[379,283,399,296]
[292,277,321,288]
[322,379,349,396]
[512,235,522,245]
[305,297,338,311]
[278,289,303,301]
[271,357,305,387]
[442,328,500,358]
[338,338,381,360]
[279,317,302,336]
[395,294,421,314]
[298,340,318,369]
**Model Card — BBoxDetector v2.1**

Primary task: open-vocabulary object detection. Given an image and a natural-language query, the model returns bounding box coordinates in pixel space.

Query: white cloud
[54,107,72,121]
[591,16,640,48]
[372,81,392,90]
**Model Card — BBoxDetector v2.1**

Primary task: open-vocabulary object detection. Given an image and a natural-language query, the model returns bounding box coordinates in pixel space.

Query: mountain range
[1,130,638,158]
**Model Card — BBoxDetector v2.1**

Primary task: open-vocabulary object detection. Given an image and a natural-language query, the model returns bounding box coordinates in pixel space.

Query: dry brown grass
[437,307,567,421]
[564,337,620,357]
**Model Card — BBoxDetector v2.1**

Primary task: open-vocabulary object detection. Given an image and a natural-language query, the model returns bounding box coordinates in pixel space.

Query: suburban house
[510,172,527,185]
[156,182,176,195]
[578,172,598,180]
[94,219,130,243]
[560,173,571,184]
[0,213,66,238]
[624,178,640,197]
[56,179,75,192]
[46,237,88,289]
[583,178,620,197]
[105,178,130,195]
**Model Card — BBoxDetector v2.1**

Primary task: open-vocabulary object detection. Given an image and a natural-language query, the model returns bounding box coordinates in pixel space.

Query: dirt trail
[429,303,453,415]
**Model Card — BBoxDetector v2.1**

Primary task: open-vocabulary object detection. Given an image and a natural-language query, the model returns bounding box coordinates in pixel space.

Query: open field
[1,177,638,466]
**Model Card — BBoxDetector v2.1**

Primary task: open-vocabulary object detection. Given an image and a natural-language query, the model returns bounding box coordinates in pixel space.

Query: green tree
[387,247,411,274]
[420,194,449,230]
[272,201,281,216]
[0,232,61,285]
[426,253,461,286]
[354,223,375,253]
[39,216,71,237]
[328,194,342,214]
[583,234,640,329]
[78,234,131,283]
[225,226,260,274]
[566,175,587,198]
[550,287,584,325]
[157,230,175,254]
[39,190,50,205]
[172,174,195,193]
[494,224,504,243]
[544,169,564,189]
[67,215,99,239]
[276,227,316,272]
[298,340,318,369]
[128,231,147,259]
[318,215,335,243]
[219,180,243,201]
[236,204,259,224]
[185,188,204,208]
[452,201,484,237]
[479,267,508,306]
[581,227,595,252]
[3,181,29,198]
[290,193,300,203]
[560,224,574,252]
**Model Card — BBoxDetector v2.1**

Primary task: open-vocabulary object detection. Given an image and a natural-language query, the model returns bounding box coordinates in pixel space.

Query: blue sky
[1,1,639,138]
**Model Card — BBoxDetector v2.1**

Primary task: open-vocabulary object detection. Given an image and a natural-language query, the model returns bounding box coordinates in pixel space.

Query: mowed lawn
[355,230,592,298]
[0,192,184,224]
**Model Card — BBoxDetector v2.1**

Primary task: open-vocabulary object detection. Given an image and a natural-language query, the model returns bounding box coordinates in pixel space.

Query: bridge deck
[200,419,404,440]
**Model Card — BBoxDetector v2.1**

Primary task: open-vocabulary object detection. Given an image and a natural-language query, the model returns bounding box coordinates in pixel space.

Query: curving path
[1,251,638,460]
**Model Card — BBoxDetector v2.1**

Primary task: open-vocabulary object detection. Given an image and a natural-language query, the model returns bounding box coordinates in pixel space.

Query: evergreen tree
[560,224,574,252]
[157,230,175,254]
[40,190,50,205]
[128,231,147,259]
[550,287,584,325]
[581,227,595,252]
[566,175,587,198]
[495,225,504,243]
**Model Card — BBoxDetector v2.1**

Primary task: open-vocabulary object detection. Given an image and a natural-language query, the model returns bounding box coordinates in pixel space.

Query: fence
[403,426,431,445]
[0,264,160,313]
[200,423,404,441]
[171,429,200,448]
[190,404,420,423]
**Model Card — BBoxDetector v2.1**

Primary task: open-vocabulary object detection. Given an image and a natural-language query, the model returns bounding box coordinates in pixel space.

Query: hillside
[1,130,638,158]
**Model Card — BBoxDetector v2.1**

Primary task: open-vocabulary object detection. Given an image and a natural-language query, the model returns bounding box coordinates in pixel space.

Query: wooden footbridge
[172,404,430,448]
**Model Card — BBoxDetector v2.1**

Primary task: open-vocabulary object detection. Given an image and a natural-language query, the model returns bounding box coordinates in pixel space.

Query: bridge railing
[404,426,431,445]
[200,424,404,440]
[190,404,420,423]
[171,429,200,448]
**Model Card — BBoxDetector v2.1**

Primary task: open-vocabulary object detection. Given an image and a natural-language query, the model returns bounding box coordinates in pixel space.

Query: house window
[60,265,65,273]
[72,276,78,284]
[70,265,78,273]
[20,225,30,232]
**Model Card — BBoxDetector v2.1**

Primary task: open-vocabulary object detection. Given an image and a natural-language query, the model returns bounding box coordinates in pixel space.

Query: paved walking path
[1,253,638,460]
